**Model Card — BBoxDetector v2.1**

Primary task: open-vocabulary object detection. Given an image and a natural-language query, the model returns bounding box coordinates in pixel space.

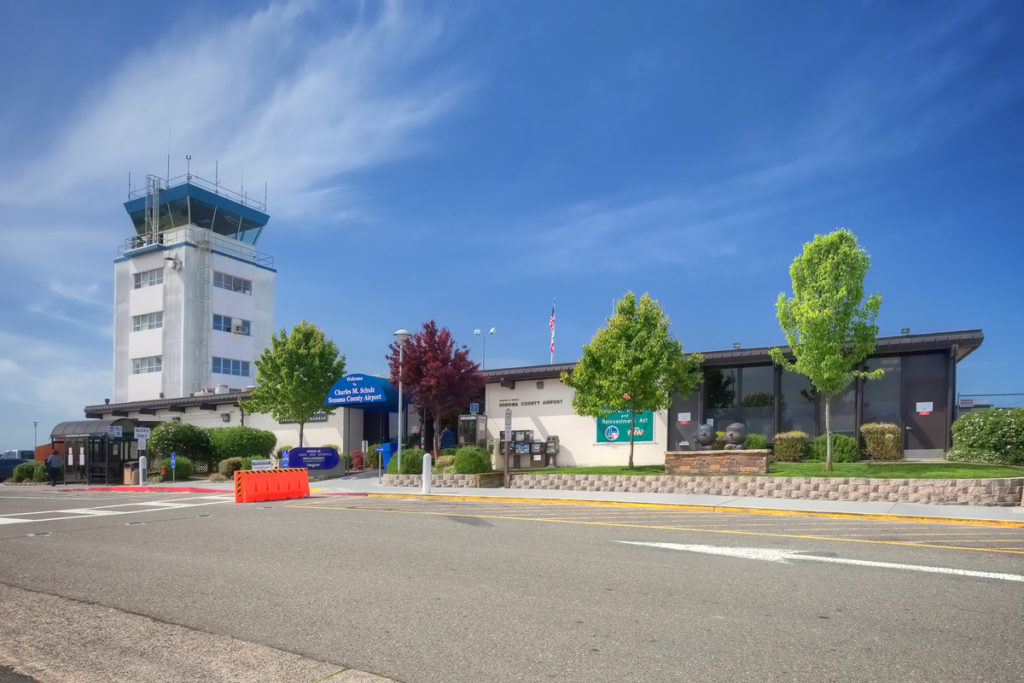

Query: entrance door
[901,353,948,453]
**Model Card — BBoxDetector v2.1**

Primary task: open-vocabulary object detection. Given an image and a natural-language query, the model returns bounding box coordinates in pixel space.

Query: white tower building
[112,173,275,403]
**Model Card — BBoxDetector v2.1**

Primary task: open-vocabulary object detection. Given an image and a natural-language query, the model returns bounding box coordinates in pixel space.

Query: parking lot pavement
[287,495,1024,555]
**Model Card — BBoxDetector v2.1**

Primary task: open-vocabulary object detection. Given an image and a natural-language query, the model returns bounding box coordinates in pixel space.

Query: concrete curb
[360,492,1024,528]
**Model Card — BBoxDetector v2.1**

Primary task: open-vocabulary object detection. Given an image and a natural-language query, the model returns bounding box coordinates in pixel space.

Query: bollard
[422,452,431,494]
[139,455,148,486]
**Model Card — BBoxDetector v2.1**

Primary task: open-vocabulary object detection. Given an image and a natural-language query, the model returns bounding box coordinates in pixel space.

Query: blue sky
[1,0,1022,450]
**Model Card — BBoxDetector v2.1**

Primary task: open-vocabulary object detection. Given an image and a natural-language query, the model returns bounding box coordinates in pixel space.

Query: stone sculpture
[692,424,716,451]
[723,422,747,450]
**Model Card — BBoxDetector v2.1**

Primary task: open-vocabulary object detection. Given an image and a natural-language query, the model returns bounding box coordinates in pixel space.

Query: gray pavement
[40,468,1024,525]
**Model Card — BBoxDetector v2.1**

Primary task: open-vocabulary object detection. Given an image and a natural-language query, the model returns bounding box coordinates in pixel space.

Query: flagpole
[549,298,556,365]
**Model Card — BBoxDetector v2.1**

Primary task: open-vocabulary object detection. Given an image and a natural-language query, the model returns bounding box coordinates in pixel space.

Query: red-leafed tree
[387,321,484,456]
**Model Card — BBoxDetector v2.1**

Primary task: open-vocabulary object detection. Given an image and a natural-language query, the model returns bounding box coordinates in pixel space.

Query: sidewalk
[49,470,1024,526]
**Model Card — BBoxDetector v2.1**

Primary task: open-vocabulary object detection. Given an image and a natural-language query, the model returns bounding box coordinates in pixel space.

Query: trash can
[123,461,139,485]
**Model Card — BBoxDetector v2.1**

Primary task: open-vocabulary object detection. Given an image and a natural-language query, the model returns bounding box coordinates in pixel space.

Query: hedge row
[768,424,902,462]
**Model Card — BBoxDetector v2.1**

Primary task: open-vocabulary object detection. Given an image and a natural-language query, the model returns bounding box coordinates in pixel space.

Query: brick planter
[665,450,769,475]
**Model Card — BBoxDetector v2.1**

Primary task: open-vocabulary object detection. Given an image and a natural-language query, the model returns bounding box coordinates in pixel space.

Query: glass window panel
[705,368,740,430]
[190,198,215,230]
[818,379,856,436]
[739,366,775,437]
[779,371,817,436]
[862,357,901,425]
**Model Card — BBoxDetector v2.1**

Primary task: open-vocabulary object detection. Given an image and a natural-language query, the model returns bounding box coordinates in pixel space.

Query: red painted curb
[60,486,227,494]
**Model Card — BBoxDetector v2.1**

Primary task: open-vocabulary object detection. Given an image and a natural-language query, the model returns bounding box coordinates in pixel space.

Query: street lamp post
[474,327,496,370]
[33,421,38,451]
[393,328,411,476]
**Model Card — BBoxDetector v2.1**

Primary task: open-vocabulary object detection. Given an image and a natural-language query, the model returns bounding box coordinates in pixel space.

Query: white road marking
[0,496,232,525]
[618,541,1024,583]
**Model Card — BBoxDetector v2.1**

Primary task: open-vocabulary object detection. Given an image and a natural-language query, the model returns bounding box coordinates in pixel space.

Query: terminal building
[83,329,982,471]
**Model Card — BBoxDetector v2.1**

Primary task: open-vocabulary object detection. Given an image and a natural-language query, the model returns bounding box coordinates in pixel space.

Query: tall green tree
[562,292,702,469]
[769,229,883,471]
[243,321,346,447]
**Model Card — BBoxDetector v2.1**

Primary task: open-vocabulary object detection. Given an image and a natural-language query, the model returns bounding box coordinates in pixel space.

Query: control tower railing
[128,172,267,213]
[120,226,273,268]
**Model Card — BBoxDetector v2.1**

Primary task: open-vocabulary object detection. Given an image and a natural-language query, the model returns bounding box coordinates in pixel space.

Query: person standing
[45,451,62,487]
[440,425,456,450]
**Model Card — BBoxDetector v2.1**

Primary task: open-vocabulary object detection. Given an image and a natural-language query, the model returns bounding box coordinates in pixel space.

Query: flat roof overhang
[482,329,984,383]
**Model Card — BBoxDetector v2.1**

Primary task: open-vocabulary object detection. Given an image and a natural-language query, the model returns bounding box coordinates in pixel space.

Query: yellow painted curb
[363,492,1024,528]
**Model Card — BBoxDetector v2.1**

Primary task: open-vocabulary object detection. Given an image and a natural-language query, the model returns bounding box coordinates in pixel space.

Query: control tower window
[213,271,252,295]
[133,269,164,289]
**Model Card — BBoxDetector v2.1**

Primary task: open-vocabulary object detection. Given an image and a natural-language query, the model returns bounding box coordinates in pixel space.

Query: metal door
[900,353,947,450]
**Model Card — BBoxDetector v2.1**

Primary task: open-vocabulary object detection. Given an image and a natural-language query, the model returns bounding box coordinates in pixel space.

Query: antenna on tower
[186,154,192,180]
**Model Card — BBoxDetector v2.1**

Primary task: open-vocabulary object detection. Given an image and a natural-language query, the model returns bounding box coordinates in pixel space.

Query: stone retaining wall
[384,472,1024,506]
[383,472,503,488]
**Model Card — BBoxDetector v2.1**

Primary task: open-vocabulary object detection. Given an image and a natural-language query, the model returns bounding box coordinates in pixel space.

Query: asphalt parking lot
[288,494,1024,555]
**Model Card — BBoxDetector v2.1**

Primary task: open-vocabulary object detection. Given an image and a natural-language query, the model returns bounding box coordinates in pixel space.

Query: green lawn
[516,461,1024,479]
[767,461,1024,479]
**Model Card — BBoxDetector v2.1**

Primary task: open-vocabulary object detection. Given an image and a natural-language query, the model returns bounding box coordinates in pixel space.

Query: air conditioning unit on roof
[231,319,245,334]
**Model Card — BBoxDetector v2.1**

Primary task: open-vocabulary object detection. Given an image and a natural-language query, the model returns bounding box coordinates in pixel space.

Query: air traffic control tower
[112,173,275,403]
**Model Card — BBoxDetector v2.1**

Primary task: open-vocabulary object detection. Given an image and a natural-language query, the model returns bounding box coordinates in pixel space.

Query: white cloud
[0,0,466,224]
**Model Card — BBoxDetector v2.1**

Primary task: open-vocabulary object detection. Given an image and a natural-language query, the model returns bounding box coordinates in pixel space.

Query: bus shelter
[50,418,136,485]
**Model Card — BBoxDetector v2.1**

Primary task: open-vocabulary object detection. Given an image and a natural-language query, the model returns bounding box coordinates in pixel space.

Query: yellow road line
[356,492,1024,528]
[284,502,1024,555]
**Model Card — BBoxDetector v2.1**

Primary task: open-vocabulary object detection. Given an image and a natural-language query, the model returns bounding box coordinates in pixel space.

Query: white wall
[484,378,668,467]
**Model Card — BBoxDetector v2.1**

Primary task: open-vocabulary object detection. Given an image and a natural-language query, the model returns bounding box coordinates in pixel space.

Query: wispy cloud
[0,0,467,223]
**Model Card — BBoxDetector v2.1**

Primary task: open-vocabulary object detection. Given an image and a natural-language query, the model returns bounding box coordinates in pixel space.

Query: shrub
[387,448,425,474]
[276,445,294,459]
[158,456,193,480]
[148,422,213,462]
[440,448,457,457]
[218,457,243,477]
[12,461,42,483]
[240,456,253,470]
[773,432,809,462]
[209,473,228,482]
[208,426,277,464]
[947,408,1024,466]
[364,445,381,470]
[339,452,353,469]
[322,443,339,452]
[432,454,456,474]
[810,433,860,462]
[454,446,492,474]
[744,433,768,450]
[712,431,726,450]
[351,450,364,469]
[860,423,901,460]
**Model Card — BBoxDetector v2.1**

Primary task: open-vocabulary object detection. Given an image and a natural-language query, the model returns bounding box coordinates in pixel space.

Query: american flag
[549,300,556,356]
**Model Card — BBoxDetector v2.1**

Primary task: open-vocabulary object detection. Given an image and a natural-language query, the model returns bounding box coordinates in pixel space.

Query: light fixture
[393,328,411,477]
[221,413,231,423]
[164,254,181,271]
[474,327,496,370]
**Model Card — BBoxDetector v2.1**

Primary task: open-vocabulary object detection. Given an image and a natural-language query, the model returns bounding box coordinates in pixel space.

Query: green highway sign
[596,411,654,443]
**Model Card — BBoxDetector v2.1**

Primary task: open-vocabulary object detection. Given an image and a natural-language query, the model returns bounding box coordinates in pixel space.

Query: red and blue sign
[286,447,340,470]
